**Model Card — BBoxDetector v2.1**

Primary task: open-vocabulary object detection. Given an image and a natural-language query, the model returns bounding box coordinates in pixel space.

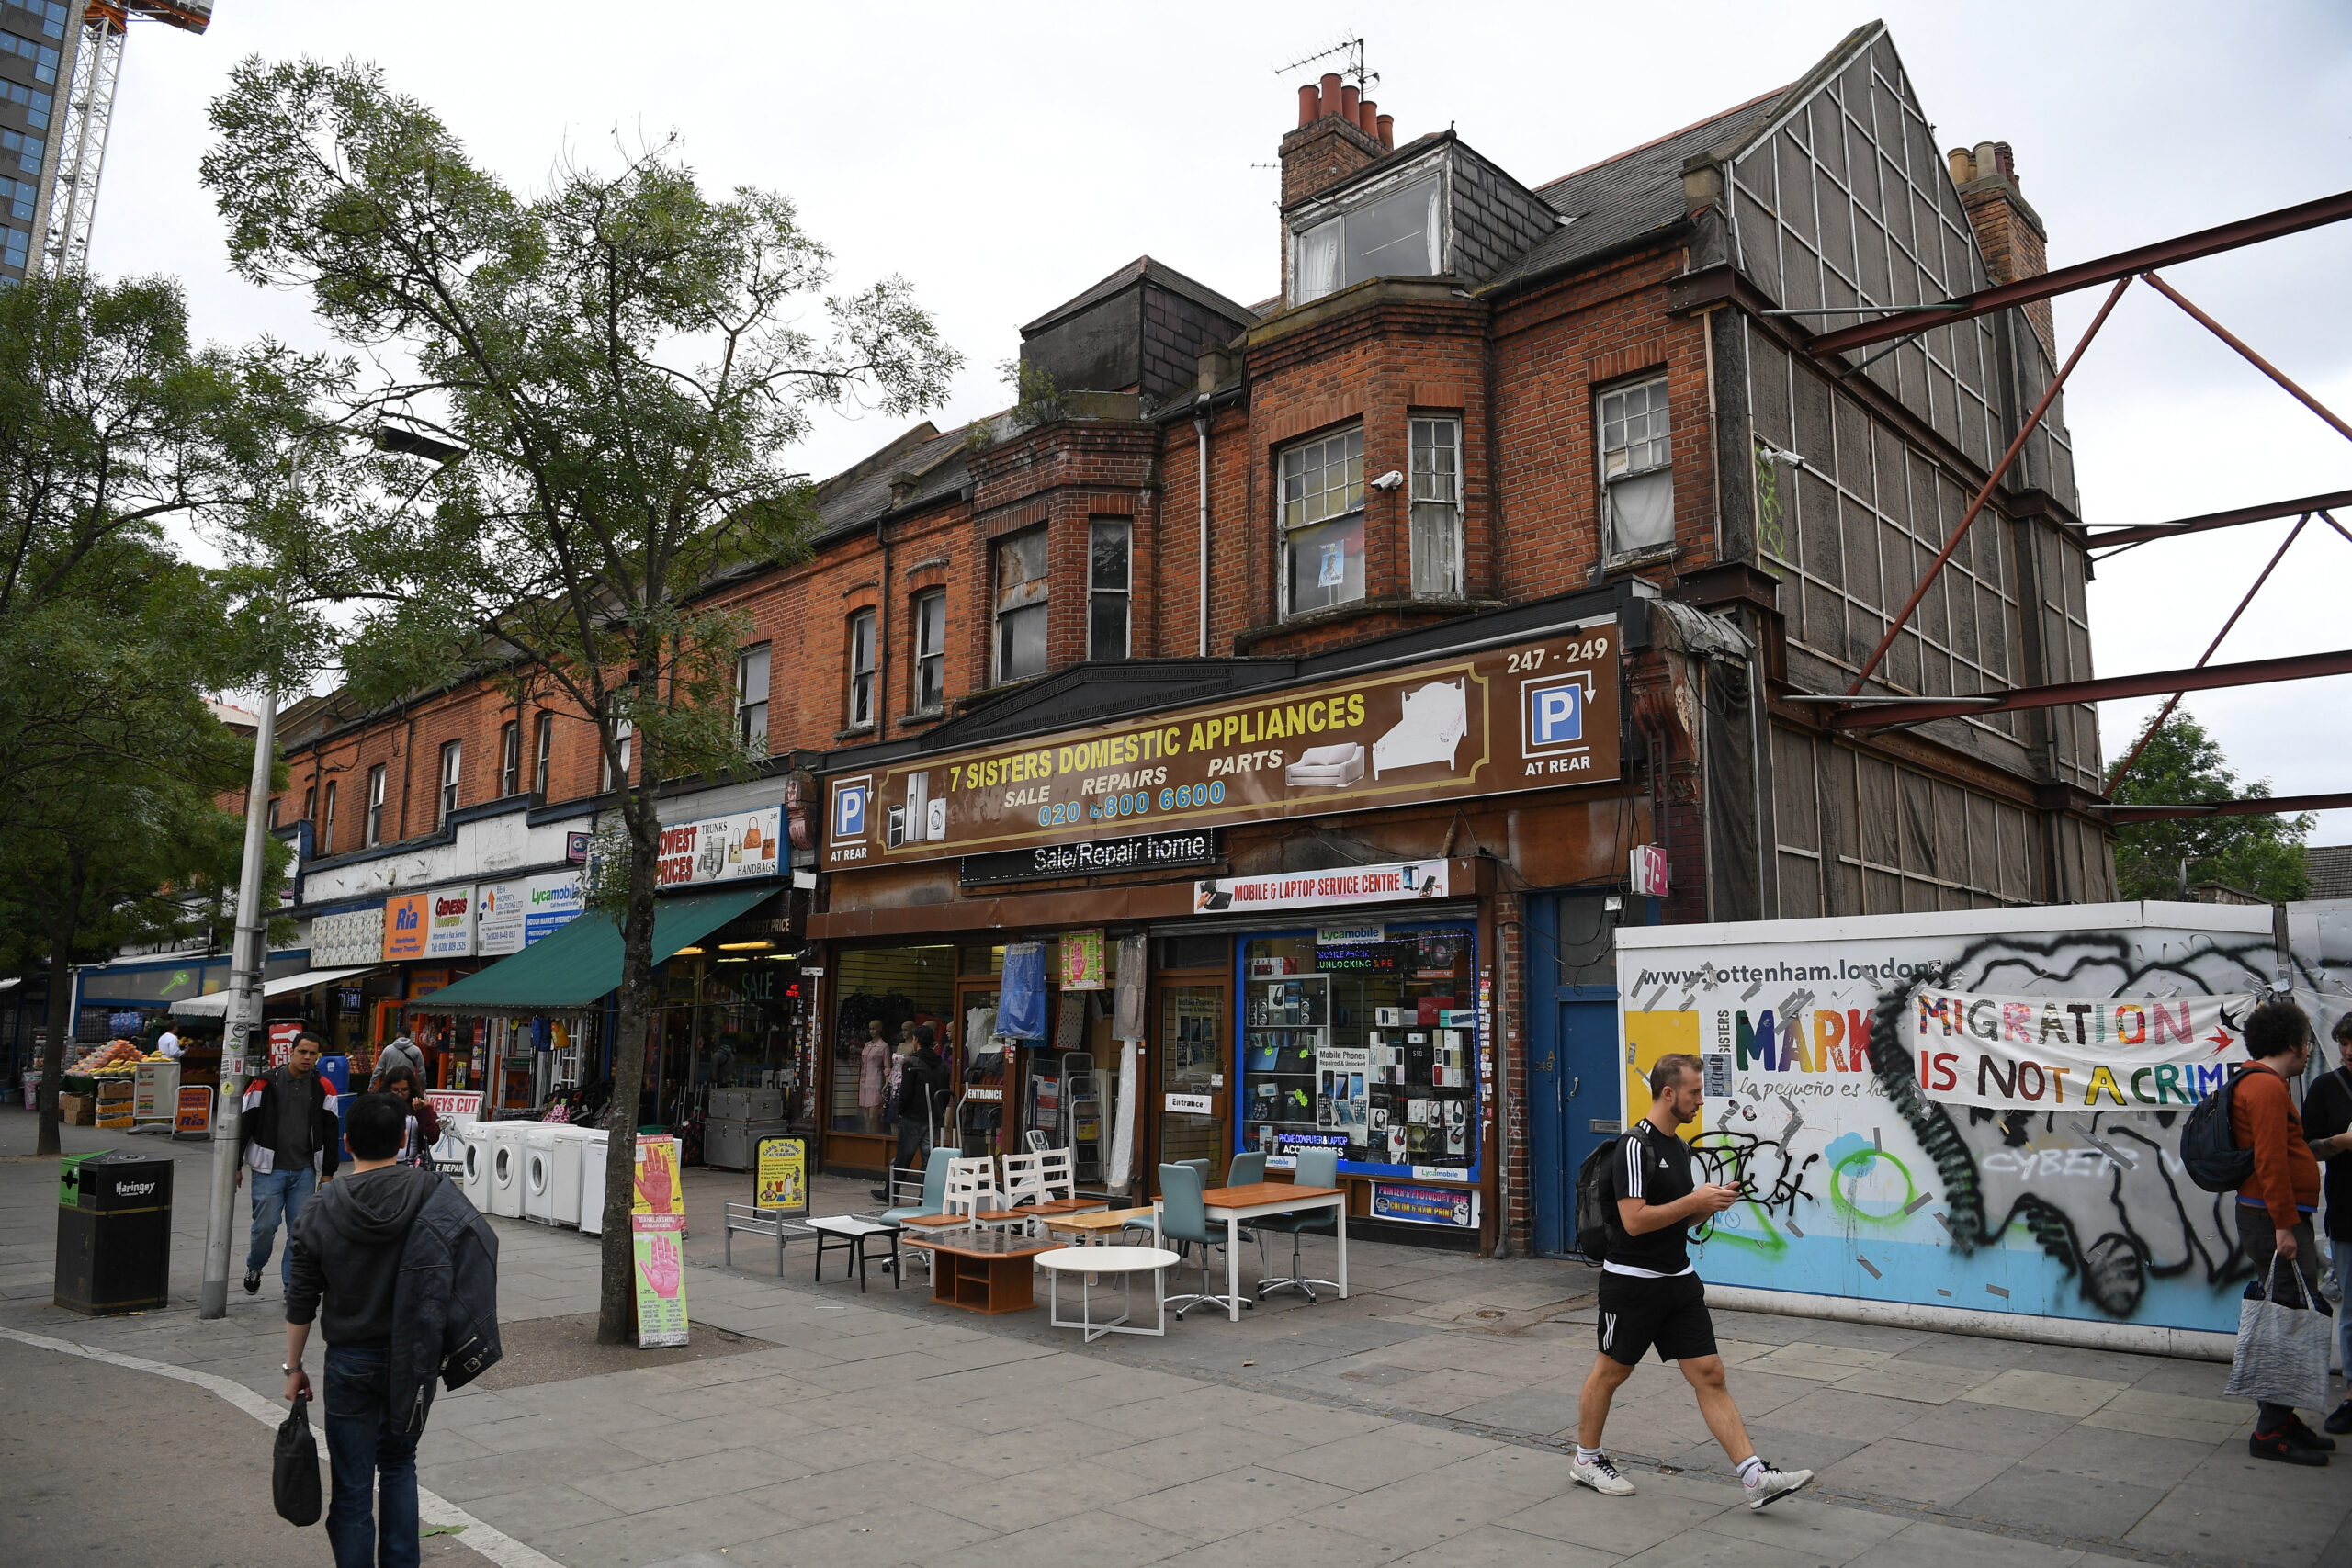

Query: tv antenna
[1275,36,1375,93]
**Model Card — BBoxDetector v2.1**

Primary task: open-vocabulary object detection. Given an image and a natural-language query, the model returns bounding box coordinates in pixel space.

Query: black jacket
[387,1175,502,1436]
[238,1066,343,1178]
[287,1164,437,1347]
[896,1046,946,1126]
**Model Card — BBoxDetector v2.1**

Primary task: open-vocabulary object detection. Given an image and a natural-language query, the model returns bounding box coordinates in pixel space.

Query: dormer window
[1292,175,1444,305]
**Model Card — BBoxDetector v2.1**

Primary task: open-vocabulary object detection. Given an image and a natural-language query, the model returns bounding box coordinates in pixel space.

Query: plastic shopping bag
[273,1394,322,1526]
[2222,1256,2332,1413]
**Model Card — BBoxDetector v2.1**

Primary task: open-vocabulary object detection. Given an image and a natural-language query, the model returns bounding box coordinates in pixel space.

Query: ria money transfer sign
[822,621,1619,869]
[1614,904,2289,1337]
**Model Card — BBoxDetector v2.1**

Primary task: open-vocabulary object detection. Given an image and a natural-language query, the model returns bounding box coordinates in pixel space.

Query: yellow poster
[754,1136,807,1213]
[1623,1010,1704,1134]
[1062,928,1106,990]
[631,1134,684,1217]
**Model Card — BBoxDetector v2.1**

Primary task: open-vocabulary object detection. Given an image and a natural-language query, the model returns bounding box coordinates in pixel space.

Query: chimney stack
[1948,141,2052,358]
[1279,75,1393,218]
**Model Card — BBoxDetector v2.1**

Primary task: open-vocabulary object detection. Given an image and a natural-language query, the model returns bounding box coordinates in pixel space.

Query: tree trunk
[33,862,86,1158]
[594,762,665,1344]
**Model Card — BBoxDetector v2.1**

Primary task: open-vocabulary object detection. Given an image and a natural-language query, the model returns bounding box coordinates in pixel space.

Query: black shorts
[1597,1269,1716,1365]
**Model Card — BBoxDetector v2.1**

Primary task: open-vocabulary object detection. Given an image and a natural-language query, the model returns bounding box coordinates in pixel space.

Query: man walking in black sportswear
[1572,1052,1813,1508]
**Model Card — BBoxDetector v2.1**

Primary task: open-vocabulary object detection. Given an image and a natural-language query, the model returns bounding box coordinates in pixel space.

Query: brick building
[254,22,2111,1251]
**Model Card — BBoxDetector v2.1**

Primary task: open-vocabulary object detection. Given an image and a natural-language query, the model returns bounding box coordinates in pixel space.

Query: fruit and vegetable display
[79,1040,144,1076]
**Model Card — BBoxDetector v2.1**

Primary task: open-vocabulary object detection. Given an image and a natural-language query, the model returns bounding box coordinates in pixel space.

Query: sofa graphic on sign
[1372,680,1467,778]
[1284,743,1365,789]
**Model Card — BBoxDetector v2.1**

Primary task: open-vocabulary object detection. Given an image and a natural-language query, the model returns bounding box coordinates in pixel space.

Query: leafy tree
[204,59,959,1341]
[2111,711,2312,902]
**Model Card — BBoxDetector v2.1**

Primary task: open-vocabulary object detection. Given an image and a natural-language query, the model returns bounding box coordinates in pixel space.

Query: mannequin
[858,1019,891,1133]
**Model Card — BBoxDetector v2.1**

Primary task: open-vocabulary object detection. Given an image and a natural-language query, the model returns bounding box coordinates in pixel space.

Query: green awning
[423,885,777,1015]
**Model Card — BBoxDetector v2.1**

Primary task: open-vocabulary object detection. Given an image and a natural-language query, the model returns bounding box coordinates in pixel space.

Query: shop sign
[566,830,590,863]
[1317,923,1385,946]
[424,885,476,958]
[524,871,585,944]
[476,880,528,955]
[958,829,1219,886]
[1164,1092,1215,1115]
[174,1085,210,1134]
[655,807,783,889]
[1371,1181,1478,1228]
[425,1089,483,1126]
[1630,843,1669,897]
[824,620,1622,869]
[267,1021,302,1068]
[382,893,430,962]
[1062,929,1106,990]
[754,1135,808,1213]
[1197,860,1450,915]
[311,906,384,968]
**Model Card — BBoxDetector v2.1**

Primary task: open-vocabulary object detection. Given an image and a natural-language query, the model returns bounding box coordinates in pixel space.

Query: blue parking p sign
[834,783,867,840]
[1525,678,1584,750]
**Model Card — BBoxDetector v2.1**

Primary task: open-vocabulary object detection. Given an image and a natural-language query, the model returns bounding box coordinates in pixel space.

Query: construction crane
[37,0,209,279]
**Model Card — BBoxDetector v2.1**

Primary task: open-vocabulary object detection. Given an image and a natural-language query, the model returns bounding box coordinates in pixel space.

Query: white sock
[1738,1455,1766,1485]
[1577,1446,1603,1467]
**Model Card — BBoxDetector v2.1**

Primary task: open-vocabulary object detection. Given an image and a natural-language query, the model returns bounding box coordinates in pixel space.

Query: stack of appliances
[577,1127,611,1235]
[703,1086,785,1171]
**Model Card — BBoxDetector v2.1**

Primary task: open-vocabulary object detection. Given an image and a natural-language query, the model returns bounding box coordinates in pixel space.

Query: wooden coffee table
[1042,1206,1157,1244]
[901,1229,1059,1314]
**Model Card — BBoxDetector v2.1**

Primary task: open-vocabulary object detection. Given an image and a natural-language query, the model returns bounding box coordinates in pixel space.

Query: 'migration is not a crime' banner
[1908,988,2254,1111]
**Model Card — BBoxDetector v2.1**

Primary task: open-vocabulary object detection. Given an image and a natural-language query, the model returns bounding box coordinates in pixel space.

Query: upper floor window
[1293,176,1442,305]
[1280,425,1364,616]
[322,781,336,855]
[436,739,461,826]
[1089,520,1131,660]
[602,720,632,793]
[533,713,553,796]
[846,610,876,728]
[1408,416,1463,596]
[737,644,770,745]
[499,721,521,796]
[912,591,946,713]
[301,785,315,827]
[365,764,386,847]
[1599,375,1674,557]
[266,796,280,829]
[993,527,1048,683]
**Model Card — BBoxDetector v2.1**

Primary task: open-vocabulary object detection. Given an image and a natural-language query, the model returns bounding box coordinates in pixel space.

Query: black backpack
[2179,1067,2256,1193]
[1574,1134,1630,1261]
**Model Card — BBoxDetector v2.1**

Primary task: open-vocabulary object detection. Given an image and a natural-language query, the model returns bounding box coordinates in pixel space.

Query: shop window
[992,526,1048,683]
[828,945,957,1140]
[601,720,632,793]
[846,610,876,728]
[436,739,461,827]
[1408,415,1463,596]
[533,712,553,796]
[912,591,946,713]
[1600,374,1674,556]
[321,780,336,854]
[1291,175,1444,305]
[365,764,385,847]
[1280,425,1364,616]
[736,643,770,745]
[1238,925,1477,1176]
[498,721,520,796]
[1089,518,1130,660]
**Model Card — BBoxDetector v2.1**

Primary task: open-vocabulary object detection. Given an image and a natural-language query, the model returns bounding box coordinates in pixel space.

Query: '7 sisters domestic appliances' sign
[823,620,1620,870]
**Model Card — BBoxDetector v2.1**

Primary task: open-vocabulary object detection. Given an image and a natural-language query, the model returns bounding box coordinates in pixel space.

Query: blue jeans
[324,1344,420,1568]
[245,1164,317,1286]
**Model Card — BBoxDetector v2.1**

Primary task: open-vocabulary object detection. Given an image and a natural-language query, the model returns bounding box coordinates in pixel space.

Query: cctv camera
[1370,470,1405,491]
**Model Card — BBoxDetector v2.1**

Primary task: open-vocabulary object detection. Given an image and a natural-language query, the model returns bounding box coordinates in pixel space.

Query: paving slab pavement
[4,1113,2346,1568]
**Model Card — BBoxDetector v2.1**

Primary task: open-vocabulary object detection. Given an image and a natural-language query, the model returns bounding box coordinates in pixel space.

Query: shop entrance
[1526,894,1624,1256]
[1156,978,1227,1189]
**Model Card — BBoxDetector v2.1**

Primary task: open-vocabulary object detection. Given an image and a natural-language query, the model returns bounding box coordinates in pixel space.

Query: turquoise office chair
[1255,1145,1341,1302]
[876,1146,956,1279]
[1227,1150,1267,1186]
[1159,1162,1252,1319]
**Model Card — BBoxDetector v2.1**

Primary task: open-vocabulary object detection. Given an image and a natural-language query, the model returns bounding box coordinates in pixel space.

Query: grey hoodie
[287,1164,437,1347]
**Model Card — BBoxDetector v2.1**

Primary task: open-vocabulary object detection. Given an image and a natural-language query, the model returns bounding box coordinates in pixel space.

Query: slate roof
[808,420,981,545]
[2310,843,2352,902]
[1020,255,1263,339]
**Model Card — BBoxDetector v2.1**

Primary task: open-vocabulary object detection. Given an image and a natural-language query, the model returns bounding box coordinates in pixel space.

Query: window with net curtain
[1600,376,1674,555]
[1293,176,1444,304]
[993,526,1048,682]
[1281,426,1364,615]
[1408,416,1462,595]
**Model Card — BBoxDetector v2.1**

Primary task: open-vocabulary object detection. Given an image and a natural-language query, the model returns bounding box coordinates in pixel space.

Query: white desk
[1156,1183,1347,1323]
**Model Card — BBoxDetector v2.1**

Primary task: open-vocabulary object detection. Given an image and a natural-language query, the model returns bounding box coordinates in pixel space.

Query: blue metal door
[1527,895,1624,1256]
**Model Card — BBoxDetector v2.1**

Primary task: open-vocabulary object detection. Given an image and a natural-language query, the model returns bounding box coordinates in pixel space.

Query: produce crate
[96,1116,133,1129]
[58,1094,94,1126]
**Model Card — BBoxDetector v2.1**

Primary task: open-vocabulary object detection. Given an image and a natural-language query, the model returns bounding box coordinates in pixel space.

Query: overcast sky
[91,2,2352,842]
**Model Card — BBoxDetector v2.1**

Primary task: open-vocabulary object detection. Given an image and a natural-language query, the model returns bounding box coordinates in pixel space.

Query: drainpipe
[1194,397,1212,657]
[876,519,892,736]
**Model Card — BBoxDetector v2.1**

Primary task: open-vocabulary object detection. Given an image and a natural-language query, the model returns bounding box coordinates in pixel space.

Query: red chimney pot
[1340,84,1360,123]
[1297,83,1320,127]
[1376,113,1394,150]
[1358,97,1378,136]
[1319,73,1342,118]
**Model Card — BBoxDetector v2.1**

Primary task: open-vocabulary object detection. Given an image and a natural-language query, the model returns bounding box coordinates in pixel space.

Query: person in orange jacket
[2231,998,2330,1464]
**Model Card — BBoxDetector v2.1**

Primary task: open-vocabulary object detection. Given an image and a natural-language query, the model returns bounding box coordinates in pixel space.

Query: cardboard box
[58,1094,94,1126]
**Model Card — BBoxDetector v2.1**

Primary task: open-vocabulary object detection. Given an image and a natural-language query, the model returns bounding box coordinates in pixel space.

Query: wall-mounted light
[718,940,774,951]
[673,945,705,956]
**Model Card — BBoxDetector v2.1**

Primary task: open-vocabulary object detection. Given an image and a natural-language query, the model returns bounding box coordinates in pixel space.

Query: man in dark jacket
[236,1032,343,1294]
[283,1093,443,1568]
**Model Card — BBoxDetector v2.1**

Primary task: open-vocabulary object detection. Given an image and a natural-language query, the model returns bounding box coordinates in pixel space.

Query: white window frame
[602,720,633,793]
[437,739,461,827]
[1408,415,1464,597]
[1288,159,1450,306]
[736,643,771,745]
[1088,519,1131,660]
[498,721,520,796]
[912,590,946,713]
[322,780,336,855]
[533,713,553,796]
[992,527,1050,684]
[1278,424,1366,618]
[847,610,876,728]
[1598,373,1675,558]
[365,764,386,847]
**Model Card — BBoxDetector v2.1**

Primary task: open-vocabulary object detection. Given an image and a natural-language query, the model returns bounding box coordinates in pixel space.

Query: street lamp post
[198,687,277,1320]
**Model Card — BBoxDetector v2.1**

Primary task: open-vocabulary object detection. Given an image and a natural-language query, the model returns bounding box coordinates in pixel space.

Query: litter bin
[55,1150,174,1315]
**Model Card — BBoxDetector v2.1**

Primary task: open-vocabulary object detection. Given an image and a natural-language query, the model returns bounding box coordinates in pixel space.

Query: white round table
[1035,1245,1181,1340]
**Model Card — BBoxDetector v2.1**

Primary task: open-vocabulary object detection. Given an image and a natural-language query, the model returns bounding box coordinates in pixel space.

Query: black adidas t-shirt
[1599,1118,1698,1275]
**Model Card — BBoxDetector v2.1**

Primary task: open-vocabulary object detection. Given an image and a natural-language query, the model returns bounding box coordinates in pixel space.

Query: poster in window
[1061,928,1106,991]
[1317,541,1346,587]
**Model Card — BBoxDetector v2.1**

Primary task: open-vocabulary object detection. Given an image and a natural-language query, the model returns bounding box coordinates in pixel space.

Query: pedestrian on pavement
[2233,998,2335,1462]
[369,1032,425,1091]
[284,1091,503,1568]
[1573,1052,1814,1509]
[237,1031,343,1295]
[872,1024,944,1201]
[374,1064,442,1167]
[2302,1013,2352,1436]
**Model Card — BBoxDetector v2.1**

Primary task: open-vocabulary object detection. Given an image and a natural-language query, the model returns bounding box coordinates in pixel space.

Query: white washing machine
[458,1125,494,1213]
[486,1123,526,1218]
[576,1128,610,1235]
[522,1127,560,1225]
[547,1127,588,1228]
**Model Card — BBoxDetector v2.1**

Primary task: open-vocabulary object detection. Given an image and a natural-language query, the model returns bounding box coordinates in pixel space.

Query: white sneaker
[1571,1454,1636,1496]
[1744,1464,1814,1509]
